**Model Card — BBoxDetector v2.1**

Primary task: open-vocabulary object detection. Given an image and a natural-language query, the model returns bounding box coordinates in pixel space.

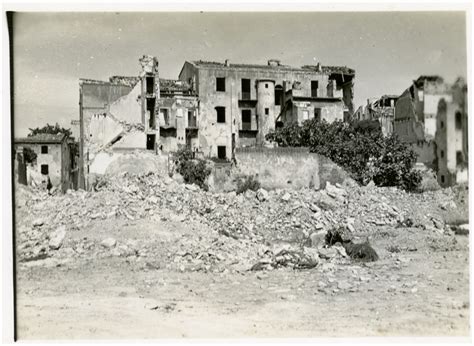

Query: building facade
[14,133,73,192]
[179,60,355,159]
[78,55,160,189]
[434,78,468,187]
[394,76,451,167]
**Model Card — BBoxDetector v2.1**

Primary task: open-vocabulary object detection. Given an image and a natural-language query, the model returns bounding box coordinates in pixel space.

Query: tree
[266,119,422,191]
[28,123,72,138]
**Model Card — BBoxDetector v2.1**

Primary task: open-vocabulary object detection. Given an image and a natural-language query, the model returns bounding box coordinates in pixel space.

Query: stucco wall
[89,113,124,147]
[108,81,142,124]
[234,147,350,190]
[112,131,147,150]
[19,143,63,187]
[182,65,331,158]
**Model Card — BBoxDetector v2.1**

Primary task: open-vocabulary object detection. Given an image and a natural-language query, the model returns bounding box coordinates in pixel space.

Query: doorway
[146,134,156,150]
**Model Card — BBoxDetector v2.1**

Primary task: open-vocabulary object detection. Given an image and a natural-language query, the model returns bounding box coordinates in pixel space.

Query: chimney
[224,59,230,67]
[316,63,322,72]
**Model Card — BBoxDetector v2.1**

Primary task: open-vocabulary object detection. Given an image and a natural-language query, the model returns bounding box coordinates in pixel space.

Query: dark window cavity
[41,164,49,175]
[311,81,319,97]
[216,77,226,92]
[41,145,48,154]
[216,107,226,123]
[217,146,226,159]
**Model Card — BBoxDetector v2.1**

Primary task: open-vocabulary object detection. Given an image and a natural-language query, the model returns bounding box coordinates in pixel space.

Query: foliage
[175,147,211,190]
[235,174,261,194]
[28,123,73,138]
[265,119,422,191]
[23,147,37,164]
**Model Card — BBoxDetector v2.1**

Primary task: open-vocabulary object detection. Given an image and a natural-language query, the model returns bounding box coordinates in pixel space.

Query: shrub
[23,147,37,164]
[266,119,422,191]
[235,174,261,194]
[175,147,211,190]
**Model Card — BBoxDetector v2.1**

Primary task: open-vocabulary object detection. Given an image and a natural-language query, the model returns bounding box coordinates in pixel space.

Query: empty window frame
[455,111,463,130]
[216,77,226,92]
[456,151,463,166]
[275,85,283,106]
[160,108,170,125]
[241,79,251,100]
[265,108,269,115]
[311,81,319,98]
[217,146,227,159]
[146,76,154,94]
[241,109,251,130]
[41,164,49,175]
[216,107,226,123]
[41,145,48,154]
[314,108,322,122]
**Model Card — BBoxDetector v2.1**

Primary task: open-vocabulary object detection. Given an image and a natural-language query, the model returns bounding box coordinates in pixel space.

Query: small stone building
[14,133,72,192]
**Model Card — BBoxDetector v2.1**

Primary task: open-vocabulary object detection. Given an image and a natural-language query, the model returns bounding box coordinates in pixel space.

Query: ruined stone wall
[394,90,425,143]
[234,147,350,190]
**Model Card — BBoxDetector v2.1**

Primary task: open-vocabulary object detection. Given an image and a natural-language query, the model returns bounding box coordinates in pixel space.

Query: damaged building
[435,78,468,187]
[78,56,355,188]
[352,95,398,136]
[179,60,355,159]
[394,75,452,167]
[14,133,75,192]
[78,55,160,189]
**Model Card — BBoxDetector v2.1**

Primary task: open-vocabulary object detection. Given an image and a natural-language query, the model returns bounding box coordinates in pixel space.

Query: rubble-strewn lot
[14,172,469,338]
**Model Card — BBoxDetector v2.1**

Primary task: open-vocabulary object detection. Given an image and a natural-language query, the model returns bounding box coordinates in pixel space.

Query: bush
[265,119,422,191]
[23,147,37,164]
[175,147,211,190]
[235,174,261,194]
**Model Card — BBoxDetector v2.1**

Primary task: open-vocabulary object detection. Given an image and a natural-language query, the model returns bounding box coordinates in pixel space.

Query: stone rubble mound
[15,171,465,273]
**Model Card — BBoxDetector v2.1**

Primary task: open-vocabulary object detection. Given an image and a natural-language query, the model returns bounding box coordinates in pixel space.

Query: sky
[11,11,467,138]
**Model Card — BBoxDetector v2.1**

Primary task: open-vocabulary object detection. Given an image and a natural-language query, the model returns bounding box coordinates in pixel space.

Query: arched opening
[275,85,283,106]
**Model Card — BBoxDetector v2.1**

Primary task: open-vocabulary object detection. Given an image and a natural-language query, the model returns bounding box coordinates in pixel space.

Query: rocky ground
[14,171,470,339]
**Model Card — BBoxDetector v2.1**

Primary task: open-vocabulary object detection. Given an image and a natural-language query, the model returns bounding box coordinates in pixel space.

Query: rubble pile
[15,171,465,272]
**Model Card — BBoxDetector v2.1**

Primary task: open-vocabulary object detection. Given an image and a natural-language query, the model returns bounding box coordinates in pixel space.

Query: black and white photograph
[2,2,472,342]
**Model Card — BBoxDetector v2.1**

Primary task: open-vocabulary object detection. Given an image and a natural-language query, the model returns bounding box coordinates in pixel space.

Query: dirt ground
[15,216,470,339]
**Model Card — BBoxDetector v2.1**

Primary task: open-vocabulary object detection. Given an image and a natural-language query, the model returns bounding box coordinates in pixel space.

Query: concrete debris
[256,188,269,202]
[48,226,66,250]
[14,170,465,273]
[101,238,117,248]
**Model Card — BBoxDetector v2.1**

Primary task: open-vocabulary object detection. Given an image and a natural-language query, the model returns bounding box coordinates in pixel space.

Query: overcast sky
[11,11,467,137]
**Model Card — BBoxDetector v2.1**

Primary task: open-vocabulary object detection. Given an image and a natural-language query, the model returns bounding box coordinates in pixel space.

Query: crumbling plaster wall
[108,81,143,124]
[88,114,124,148]
[111,131,147,151]
[293,101,344,124]
[21,143,63,187]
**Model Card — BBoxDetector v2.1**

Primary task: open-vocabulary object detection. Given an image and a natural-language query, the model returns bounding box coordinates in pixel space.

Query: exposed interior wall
[111,131,147,150]
[88,113,124,148]
[108,81,142,124]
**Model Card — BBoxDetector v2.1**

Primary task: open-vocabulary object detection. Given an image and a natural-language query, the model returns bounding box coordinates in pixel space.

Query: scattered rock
[101,238,117,248]
[48,225,66,250]
[256,188,269,202]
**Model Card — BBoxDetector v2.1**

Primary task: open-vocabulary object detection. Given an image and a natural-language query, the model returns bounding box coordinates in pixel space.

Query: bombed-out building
[78,56,355,188]
[394,75,452,167]
[435,78,468,187]
[179,60,355,159]
[14,133,74,192]
[365,95,398,137]
[78,55,160,189]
